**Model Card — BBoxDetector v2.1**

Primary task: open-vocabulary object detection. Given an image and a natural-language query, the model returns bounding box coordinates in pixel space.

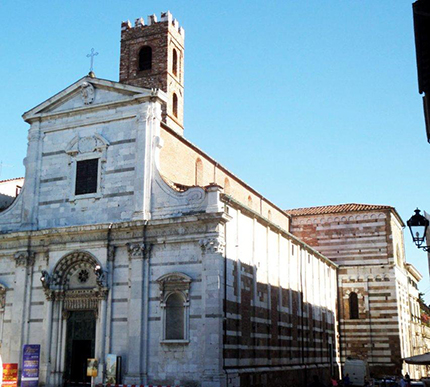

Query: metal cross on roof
[86,48,99,72]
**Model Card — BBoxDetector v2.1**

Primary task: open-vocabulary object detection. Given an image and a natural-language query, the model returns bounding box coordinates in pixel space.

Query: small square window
[75,159,98,195]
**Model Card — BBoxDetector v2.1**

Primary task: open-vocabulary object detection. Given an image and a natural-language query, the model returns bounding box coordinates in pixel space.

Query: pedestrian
[343,373,351,386]
[330,377,338,387]
[405,373,411,387]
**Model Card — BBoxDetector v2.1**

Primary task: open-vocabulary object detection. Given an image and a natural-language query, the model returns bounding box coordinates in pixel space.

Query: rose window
[78,269,89,283]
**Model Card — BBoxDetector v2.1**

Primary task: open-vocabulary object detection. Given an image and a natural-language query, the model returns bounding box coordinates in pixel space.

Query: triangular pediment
[22,75,165,122]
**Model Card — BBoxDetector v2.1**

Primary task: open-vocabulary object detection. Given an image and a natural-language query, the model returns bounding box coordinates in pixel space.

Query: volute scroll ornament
[199,237,225,255]
[14,251,36,268]
[127,242,146,259]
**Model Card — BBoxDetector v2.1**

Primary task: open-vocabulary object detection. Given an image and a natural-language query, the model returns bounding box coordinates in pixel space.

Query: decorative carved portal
[40,251,108,387]
[64,311,96,387]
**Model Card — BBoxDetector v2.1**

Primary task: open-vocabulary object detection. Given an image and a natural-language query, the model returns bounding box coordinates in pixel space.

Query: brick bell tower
[120,11,185,135]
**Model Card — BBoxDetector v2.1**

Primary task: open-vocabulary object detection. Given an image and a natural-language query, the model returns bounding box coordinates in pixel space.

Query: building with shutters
[0,12,340,387]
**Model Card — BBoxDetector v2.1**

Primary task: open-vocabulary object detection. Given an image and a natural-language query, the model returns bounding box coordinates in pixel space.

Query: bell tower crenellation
[120,11,185,135]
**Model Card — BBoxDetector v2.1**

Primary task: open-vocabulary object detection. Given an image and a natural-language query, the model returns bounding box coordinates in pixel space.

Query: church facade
[0,12,340,387]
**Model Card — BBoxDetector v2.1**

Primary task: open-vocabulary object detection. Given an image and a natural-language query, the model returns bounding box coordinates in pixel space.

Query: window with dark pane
[139,46,152,71]
[172,93,178,117]
[165,292,184,340]
[75,159,98,195]
[349,292,359,319]
[172,49,178,76]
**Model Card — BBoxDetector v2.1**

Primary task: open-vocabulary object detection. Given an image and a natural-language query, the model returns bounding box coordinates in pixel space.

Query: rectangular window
[75,159,98,195]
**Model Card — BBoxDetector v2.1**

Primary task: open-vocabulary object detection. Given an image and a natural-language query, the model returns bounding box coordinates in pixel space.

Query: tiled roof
[0,177,24,184]
[285,203,394,216]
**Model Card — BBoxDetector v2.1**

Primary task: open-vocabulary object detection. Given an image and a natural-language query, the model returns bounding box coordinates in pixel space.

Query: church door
[64,311,96,387]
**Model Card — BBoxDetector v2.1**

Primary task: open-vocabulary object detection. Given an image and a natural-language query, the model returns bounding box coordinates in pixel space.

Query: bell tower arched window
[349,292,359,319]
[173,93,178,118]
[139,46,152,71]
[172,49,178,76]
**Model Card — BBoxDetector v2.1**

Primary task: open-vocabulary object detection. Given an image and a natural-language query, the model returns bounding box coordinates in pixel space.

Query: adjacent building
[286,203,425,379]
[0,177,24,211]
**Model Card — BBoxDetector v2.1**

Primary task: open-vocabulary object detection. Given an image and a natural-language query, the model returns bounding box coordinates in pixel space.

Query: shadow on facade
[223,259,339,387]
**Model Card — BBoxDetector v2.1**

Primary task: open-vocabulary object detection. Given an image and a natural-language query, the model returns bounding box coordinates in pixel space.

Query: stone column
[52,298,63,387]
[199,236,227,387]
[59,311,68,377]
[124,242,146,384]
[105,246,115,356]
[95,297,108,384]
[41,292,54,387]
[93,262,110,385]
[10,251,35,369]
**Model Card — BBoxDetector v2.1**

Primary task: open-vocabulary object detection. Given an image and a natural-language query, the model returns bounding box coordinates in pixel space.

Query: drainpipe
[105,223,114,361]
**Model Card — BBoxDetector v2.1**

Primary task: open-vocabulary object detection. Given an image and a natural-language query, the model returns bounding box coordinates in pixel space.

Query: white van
[343,358,370,386]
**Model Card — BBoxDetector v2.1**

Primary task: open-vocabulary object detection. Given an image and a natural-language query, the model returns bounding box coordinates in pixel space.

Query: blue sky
[1,1,429,299]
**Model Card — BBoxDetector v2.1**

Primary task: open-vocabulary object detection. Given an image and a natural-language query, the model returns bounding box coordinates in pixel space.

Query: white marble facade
[0,74,338,387]
[0,76,226,387]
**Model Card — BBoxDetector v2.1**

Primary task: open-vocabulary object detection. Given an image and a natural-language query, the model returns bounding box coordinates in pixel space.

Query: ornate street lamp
[407,208,430,251]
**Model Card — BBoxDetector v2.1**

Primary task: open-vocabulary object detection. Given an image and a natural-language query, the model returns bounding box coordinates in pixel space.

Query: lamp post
[407,208,430,251]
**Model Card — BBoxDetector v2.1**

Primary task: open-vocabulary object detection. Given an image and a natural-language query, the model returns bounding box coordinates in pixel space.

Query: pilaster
[133,101,162,221]
[11,251,35,367]
[199,237,227,387]
[124,242,146,384]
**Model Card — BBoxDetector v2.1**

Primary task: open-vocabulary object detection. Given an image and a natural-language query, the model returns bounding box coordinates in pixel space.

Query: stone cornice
[0,213,231,255]
[25,95,162,124]
[41,112,136,134]
[0,213,229,244]
[23,76,167,124]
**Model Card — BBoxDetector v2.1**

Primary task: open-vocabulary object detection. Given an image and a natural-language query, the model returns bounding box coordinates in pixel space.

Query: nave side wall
[222,198,339,387]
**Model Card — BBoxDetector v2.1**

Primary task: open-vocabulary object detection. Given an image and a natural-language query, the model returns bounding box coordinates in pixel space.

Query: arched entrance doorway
[41,251,108,387]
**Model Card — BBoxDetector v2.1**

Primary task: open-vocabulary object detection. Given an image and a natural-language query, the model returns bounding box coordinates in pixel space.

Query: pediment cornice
[22,76,167,123]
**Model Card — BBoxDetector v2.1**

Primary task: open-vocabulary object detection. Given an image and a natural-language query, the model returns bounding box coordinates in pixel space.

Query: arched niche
[157,272,192,343]
[42,251,108,310]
